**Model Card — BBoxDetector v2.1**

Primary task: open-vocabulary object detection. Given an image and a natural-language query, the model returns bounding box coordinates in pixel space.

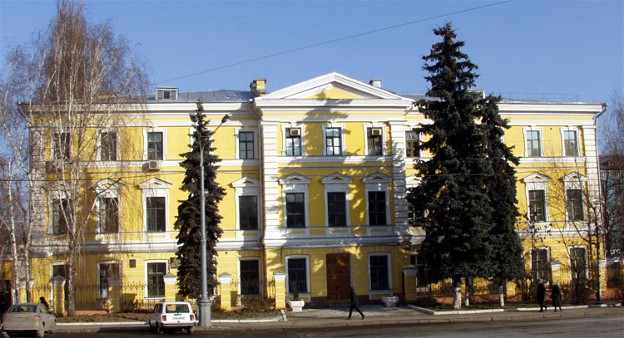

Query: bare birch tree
[0,0,148,315]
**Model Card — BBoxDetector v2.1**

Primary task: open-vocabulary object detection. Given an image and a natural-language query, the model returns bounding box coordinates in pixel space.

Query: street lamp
[189,101,229,327]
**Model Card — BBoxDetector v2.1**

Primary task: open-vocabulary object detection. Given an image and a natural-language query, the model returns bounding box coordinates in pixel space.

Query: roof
[148,90,254,103]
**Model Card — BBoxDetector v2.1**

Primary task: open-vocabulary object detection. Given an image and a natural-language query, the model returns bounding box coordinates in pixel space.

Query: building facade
[2,72,609,310]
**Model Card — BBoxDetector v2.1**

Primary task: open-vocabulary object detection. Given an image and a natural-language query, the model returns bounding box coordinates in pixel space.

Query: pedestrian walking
[346,287,364,320]
[551,282,563,312]
[536,279,547,312]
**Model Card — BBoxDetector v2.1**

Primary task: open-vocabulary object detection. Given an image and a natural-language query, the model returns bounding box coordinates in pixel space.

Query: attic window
[157,87,178,101]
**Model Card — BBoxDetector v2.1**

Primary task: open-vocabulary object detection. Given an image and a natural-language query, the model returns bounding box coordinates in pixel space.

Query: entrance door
[326,253,350,305]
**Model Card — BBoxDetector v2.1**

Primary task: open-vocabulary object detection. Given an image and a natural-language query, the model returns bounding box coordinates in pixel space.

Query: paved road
[39,310,623,338]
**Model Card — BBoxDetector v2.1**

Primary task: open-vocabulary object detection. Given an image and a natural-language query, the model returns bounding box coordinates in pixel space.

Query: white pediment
[138,178,172,190]
[562,172,587,183]
[406,175,422,187]
[231,176,260,188]
[259,72,410,101]
[522,173,551,183]
[279,173,311,185]
[321,173,352,185]
[362,172,392,184]
[91,178,124,194]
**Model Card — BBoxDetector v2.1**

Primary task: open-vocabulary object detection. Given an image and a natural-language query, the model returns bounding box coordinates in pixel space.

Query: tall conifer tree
[175,102,225,298]
[408,23,495,288]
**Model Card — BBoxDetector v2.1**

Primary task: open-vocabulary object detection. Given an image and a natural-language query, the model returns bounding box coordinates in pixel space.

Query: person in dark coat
[39,296,50,312]
[536,279,547,312]
[551,282,562,312]
[346,287,364,320]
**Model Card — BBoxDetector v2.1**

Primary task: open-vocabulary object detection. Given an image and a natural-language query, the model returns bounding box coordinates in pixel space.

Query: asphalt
[52,303,624,333]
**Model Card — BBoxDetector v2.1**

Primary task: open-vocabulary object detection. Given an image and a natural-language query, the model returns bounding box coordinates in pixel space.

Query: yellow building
[3,72,607,310]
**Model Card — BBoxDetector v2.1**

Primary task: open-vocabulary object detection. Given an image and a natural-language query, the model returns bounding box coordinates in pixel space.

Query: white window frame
[321,173,352,227]
[568,246,589,281]
[368,253,392,294]
[145,260,168,299]
[404,127,422,158]
[92,179,123,234]
[51,131,71,160]
[561,127,580,157]
[286,255,310,295]
[522,173,550,223]
[279,174,311,228]
[139,179,172,233]
[144,128,167,161]
[323,124,345,156]
[232,177,261,231]
[236,128,257,160]
[282,125,305,156]
[364,124,385,156]
[563,172,587,223]
[524,127,543,158]
[238,258,262,296]
[48,188,71,236]
[97,261,120,299]
[98,129,120,161]
[362,173,392,226]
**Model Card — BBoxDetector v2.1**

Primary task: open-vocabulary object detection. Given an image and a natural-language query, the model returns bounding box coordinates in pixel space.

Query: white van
[148,301,195,334]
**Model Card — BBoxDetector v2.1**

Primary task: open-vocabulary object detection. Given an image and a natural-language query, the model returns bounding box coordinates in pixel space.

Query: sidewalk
[53,303,623,333]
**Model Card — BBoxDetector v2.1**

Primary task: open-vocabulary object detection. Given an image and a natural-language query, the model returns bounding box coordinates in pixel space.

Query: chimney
[369,79,382,88]
[250,79,267,97]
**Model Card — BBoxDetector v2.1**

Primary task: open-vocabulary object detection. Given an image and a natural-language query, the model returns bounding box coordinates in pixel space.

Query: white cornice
[498,102,604,114]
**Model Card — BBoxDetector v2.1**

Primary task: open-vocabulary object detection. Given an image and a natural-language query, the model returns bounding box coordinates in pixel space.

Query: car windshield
[9,305,37,313]
[165,304,189,313]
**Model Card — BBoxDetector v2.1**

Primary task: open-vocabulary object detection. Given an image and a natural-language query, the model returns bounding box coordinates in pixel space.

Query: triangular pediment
[279,173,311,185]
[139,178,172,190]
[362,172,392,184]
[562,172,587,182]
[522,173,551,183]
[91,178,124,194]
[231,176,260,188]
[321,173,352,185]
[258,72,409,101]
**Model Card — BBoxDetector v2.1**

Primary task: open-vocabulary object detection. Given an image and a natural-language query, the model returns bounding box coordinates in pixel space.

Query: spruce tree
[175,102,225,298]
[408,23,495,288]
[481,96,525,286]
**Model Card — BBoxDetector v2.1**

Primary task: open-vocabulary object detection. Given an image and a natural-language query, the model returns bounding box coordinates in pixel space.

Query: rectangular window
[147,132,163,160]
[240,260,260,295]
[563,130,579,157]
[327,192,346,227]
[528,190,546,222]
[570,247,587,285]
[53,132,71,160]
[286,193,305,228]
[100,131,118,161]
[285,128,302,156]
[239,196,258,230]
[239,131,255,159]
[566,189,585,221]
[405,130,421,158]
[325,127,342,156]
[531,248,550,283]
[99,197,119,233]
[147,262,166,298]
[368,191,387,226]
[526,130,541,157]
[98,262,120,299]
[51,198,70,235]
[146,197,166,232]
[287,258,307,294]
[369,255,389,290]
[367,128,383,156]
[410,254,428,287]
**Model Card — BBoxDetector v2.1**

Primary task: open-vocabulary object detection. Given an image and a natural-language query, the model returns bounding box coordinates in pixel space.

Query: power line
[154,0,514,85]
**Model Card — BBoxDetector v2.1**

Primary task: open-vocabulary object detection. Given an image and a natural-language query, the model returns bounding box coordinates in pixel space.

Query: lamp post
[189,101,229,328]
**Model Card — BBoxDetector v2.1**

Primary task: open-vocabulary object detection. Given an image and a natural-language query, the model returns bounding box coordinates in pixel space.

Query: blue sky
[1,0,622,105]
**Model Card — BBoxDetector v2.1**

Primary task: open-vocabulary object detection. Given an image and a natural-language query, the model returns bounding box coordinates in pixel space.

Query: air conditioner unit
[147,160,162,171]
[289,128,301,137]
[371,128,382,136]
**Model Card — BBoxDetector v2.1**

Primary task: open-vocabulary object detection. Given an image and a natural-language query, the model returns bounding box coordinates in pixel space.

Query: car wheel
[148,320,155,332]
[37,324,45,337]
[186,326,193,335]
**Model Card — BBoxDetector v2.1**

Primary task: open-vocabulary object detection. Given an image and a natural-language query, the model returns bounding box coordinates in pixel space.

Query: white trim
[364,124,386,157]
[404,127,422,158]
[144,260,168,299]
[363,173,392,226]
[368,253,393,294]
[279,174,311,228]
[96,261,120,299]
[232,177,261,232]
[522,173,551,223]
[238,258,262,296]
[281,124,305,157]
[97,129,120,161]
[236,127,257,160]
[144,128,167,161]
[285,255,310,294]
[523,127,543,158]
[568,246,589,281]
[561,127,581,157]
[323,124,345,156]
[322,173,352,227]
[139,178,172,233]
